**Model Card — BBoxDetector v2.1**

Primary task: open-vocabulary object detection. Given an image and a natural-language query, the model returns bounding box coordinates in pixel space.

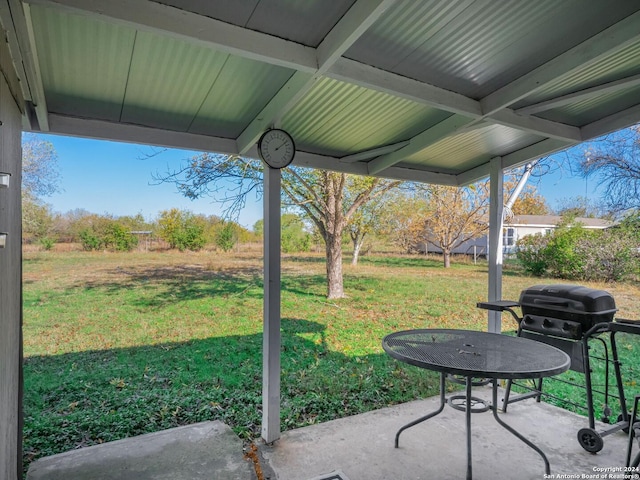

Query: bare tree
[21,134,61,241]
[421,184,490,268]
[575,125,640,213]
[22,133,61,197]
[381,192,429,254]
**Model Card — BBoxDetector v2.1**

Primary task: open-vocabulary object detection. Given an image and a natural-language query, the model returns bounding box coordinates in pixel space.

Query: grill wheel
[577,427,604,453]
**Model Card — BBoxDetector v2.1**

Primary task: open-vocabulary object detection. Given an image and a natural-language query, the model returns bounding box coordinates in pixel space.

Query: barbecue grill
[478,284,640,454]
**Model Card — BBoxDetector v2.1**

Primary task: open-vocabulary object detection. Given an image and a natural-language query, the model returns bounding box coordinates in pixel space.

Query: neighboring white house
[423,214,612,257]
[502,215,613,254]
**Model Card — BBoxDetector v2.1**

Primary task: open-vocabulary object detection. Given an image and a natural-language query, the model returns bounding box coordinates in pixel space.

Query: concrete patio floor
[262,384,634,480]
[27,385,636,480]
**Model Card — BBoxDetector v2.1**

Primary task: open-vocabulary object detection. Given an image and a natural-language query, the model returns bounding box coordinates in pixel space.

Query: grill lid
[519,284,617,330]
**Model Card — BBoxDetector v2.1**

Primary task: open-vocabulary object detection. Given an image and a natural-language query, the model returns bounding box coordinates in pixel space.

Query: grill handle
[532,298,583,310]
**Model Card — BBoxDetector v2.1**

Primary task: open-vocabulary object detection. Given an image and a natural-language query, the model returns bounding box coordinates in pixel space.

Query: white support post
[261,166,281,443]
[487,157,504,333]
[0,66,24,480]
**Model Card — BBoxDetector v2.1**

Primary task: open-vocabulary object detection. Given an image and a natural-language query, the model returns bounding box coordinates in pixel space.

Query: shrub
[281,214,311,253]
[78,220,138,252]
[544,223,594,279]
[516,233,549,276]
[103,223,138,252]
[575,230,640,282]
[516,219,640,282]
[39,237,55,251]
[157,209,206,251]
[79,228,103,251]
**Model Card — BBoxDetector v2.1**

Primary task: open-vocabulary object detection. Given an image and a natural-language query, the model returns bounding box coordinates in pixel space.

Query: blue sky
[35,133,264,228]
[34,133,600,228]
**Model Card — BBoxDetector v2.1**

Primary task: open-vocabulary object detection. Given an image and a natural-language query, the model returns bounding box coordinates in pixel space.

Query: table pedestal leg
[395,373,446,448]
[491,379,551,475]
[465,376,473,480]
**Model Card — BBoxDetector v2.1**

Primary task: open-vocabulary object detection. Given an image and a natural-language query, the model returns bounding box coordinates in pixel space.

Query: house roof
[2,1,640,184]
[508,215,613,229]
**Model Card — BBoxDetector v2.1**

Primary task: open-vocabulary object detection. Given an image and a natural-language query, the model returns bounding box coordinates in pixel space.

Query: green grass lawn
[21,249,640,472]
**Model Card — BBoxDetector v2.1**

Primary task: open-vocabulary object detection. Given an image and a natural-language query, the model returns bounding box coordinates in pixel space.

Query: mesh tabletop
[382,329,570,379]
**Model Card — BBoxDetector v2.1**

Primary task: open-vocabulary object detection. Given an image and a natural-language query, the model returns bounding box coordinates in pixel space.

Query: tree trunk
[351,232,365,266]
[326,232,345,298]
[443,249,451,268]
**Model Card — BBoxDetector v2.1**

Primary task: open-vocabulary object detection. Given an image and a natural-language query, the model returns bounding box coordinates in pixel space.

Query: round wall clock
[257,129,296,169]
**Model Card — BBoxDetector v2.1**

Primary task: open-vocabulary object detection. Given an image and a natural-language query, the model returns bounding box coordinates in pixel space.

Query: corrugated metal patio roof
[1,0,640,184]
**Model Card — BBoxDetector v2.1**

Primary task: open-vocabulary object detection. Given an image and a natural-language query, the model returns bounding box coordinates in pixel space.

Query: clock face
[258,129,296,169]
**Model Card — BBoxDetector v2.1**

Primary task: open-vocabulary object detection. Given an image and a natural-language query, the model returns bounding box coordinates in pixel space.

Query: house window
[545,228,553,235]
[503,227,515,246]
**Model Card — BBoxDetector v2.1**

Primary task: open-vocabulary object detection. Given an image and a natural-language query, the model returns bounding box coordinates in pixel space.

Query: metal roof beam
[581,103,640,140]
[488,109,582,142]
[516,73,640,116]
[0,0,48,128]
[316,0,396,72]
[367,114,477,175]
[329,59,584,142]
[294,151,458,186]
[499,138,574,171]
[26,0,318,72]
[456,138,574,186]
[235,0,395,154]
[339,140,410,163]
[329,58,483,117]
[235,71,315,154]
[480,11,640,116]
[46,113,239,154]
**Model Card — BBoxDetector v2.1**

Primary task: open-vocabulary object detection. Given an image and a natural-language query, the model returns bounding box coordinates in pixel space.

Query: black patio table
[382,328,571,480]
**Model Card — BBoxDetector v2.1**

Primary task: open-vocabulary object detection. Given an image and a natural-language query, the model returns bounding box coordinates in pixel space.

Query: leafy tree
[77,216,138,251]
[215,222,236,252]
[156,208,206,251]
[103,222,139,251]
[156,154,401,298]
[509,187,549,216]
[284,170,400,296]
[22,194,54,242]
[574,125,640,212]
[253,219,264,239]
[116,213,152,232]
[345,188,390,265]
[281,213,311,253]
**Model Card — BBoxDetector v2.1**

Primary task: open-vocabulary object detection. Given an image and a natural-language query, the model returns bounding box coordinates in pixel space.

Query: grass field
[21,248,640,472]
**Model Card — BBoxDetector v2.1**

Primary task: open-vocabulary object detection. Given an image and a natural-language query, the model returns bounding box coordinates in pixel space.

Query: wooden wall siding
[0,57,23,480]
